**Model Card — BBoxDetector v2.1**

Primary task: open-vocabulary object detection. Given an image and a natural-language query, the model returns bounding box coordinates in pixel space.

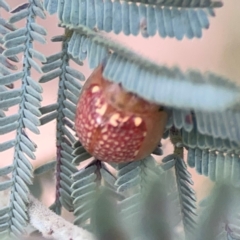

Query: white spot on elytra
[102,127,108,133]
[87,132,92,137]
[134,117,142,127]
[103,135,108,140]
[92,86,100,93]
[109,113,120,127]
[96,103,107,116]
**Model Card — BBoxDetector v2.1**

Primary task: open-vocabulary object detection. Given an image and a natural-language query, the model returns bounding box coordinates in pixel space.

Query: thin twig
[28,195,96,240]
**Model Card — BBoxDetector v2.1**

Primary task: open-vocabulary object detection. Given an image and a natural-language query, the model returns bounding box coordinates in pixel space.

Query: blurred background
[0,0,240,213]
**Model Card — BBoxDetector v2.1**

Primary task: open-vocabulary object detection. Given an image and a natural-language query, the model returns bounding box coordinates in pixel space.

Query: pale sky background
[1,0,240,203]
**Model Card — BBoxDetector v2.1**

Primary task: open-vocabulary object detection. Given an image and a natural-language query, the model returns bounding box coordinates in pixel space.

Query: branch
[28,195,96,240]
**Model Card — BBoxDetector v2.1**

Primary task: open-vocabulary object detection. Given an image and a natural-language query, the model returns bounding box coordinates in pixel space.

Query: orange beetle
[75,65,168,163]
